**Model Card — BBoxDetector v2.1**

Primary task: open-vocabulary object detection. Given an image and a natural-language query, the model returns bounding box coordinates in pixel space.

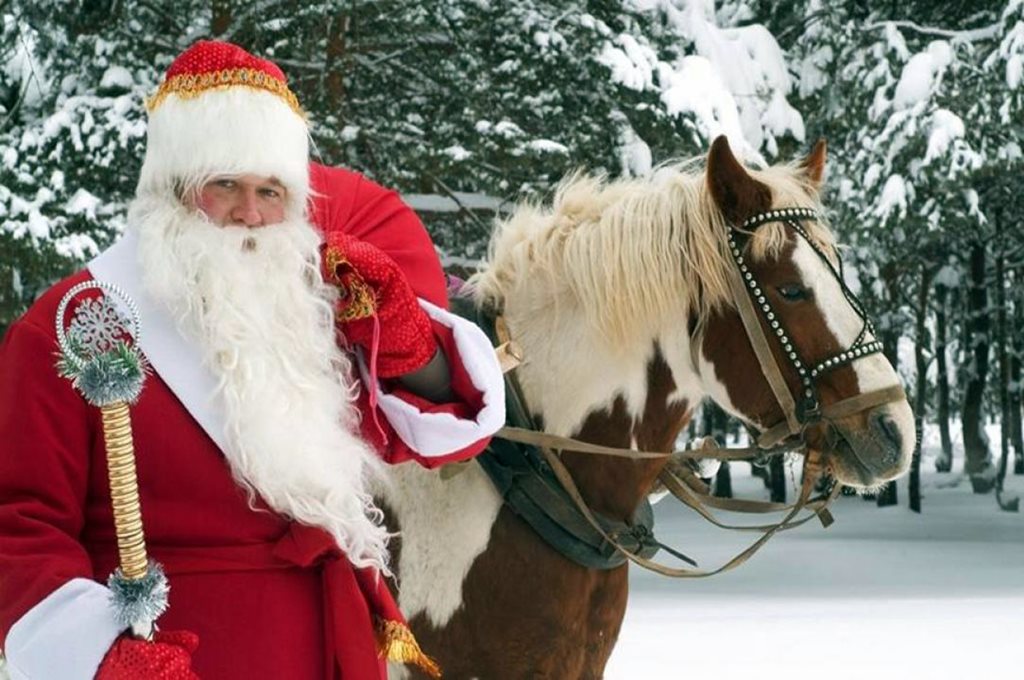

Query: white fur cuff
[4,578,126,680]
[362,299,505,457]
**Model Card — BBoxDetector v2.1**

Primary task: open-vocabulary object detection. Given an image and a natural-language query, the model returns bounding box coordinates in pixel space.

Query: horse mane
[470,157,834,350]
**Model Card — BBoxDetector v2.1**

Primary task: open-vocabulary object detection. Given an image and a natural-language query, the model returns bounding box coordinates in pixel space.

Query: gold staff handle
[101,402,149,581]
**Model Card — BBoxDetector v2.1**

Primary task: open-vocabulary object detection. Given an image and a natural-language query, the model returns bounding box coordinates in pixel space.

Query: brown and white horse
[380,137,914,679]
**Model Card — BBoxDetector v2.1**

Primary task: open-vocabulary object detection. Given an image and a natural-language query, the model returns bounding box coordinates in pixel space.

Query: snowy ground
[607,431,1024,680]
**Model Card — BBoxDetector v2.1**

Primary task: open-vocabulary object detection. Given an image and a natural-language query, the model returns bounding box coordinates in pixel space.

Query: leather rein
[491,207,907,577]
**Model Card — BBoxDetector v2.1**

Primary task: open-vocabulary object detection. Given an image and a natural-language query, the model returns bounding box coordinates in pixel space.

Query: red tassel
[366,315,388,445]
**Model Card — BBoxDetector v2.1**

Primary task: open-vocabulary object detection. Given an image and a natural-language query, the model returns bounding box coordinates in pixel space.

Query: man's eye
[777,284,808,301]
[214,179,236,189]
[260,188,281,199]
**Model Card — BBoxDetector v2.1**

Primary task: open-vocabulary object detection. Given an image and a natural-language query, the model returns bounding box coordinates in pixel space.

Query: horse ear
[801,138,827,188]
[706,136,772,226]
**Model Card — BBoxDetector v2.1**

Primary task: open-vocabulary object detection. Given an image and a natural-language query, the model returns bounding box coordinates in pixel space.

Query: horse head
[697,136,914,490]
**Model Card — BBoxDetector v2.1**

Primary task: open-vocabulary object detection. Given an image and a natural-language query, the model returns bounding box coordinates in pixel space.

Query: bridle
[487,205,908,578]
[717,206,899,451]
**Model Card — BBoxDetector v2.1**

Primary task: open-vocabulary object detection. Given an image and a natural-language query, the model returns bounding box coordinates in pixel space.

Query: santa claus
[0,41,504,679]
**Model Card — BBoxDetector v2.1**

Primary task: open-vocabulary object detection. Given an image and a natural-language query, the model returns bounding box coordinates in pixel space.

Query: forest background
[3,0,1023,509]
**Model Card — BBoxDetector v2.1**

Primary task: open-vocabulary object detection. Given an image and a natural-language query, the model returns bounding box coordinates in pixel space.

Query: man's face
[195,174,287,227]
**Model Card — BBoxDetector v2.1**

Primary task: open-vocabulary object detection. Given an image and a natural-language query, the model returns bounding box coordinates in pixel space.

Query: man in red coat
[0,41,504,679]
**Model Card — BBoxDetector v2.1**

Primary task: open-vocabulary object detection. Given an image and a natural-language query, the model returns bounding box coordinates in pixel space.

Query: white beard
[131,197,390,573]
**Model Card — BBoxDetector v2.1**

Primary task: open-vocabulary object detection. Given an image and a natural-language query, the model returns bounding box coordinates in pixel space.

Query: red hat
[138,41,309,213]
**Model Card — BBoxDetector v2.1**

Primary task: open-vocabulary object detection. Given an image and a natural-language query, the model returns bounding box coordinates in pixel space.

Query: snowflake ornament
[55,281,148,406]
[67,296,129,355]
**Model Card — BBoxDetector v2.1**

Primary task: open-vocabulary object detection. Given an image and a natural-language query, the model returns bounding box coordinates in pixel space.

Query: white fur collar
[88,229,229,452]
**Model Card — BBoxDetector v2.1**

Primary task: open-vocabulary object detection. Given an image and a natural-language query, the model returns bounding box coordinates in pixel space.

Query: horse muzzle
[810,401,914,489]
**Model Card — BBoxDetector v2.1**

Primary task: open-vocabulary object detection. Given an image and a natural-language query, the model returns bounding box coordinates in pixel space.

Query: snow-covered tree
[788,0,1023,494]
[1,0,807,325]
[0,2,181,328]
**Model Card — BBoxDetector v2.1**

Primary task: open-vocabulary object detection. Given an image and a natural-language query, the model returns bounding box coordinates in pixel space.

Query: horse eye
[777,284,808,301]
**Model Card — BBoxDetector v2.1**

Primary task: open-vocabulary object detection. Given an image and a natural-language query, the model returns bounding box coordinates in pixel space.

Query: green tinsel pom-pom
[108,561,170,630]
[57,340,147,406]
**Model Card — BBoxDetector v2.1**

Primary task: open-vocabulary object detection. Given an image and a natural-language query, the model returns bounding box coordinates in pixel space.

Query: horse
[380,136,915,679]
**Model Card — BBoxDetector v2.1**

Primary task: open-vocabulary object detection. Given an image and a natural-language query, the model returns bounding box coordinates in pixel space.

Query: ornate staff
[54,281,168,640]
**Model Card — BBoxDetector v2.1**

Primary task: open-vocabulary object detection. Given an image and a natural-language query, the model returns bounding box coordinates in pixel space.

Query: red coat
[0,166,502,679]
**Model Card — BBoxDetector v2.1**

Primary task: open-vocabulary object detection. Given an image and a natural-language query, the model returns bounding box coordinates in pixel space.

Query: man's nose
[231,191,263,227]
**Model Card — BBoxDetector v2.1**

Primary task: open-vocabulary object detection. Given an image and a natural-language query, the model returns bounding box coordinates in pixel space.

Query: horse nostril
[871,412,903,455]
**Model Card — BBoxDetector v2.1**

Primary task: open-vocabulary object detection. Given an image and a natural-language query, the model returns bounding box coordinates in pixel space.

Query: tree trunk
[319,11,352,161]
[211,0,232,36]
[876,476,898,506]
[769,454,786,503]
[994,248,1018,511]
[700,402,714,439]
[962,240,995,493]
[910,267,930,513]
[708,406,732,497]
[934,284,954,472]
[996,247,1009,486]
[713,462,733,498]
[1011,289,1024,475]
[1012,364,1024,474]
[324,13,350,111]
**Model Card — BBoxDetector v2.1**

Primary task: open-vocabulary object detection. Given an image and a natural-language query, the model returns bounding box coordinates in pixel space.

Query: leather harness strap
[724,262,803,437]
[656,462,836,532]
[497,380,906,465]
[756,384,907,451]
[539,444,842,577]
[495,426,769,461]
[820,384,907,421]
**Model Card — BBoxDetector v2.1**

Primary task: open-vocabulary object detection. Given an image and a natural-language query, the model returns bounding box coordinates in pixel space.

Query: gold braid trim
[324,246,376,322]
[146,67,306,119]
[376,619,442,679]
[101,402,149,580]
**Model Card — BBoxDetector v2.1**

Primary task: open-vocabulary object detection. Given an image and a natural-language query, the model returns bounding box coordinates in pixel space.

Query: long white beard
[132,197,390,572]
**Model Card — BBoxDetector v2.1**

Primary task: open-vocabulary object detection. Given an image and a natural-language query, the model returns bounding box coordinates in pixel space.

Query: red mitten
[321,231,437,378]
[96,630,201,680]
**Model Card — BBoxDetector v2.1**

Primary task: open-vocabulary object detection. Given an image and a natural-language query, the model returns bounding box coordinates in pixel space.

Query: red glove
[321,231,437,378]
[96,630,201,680]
